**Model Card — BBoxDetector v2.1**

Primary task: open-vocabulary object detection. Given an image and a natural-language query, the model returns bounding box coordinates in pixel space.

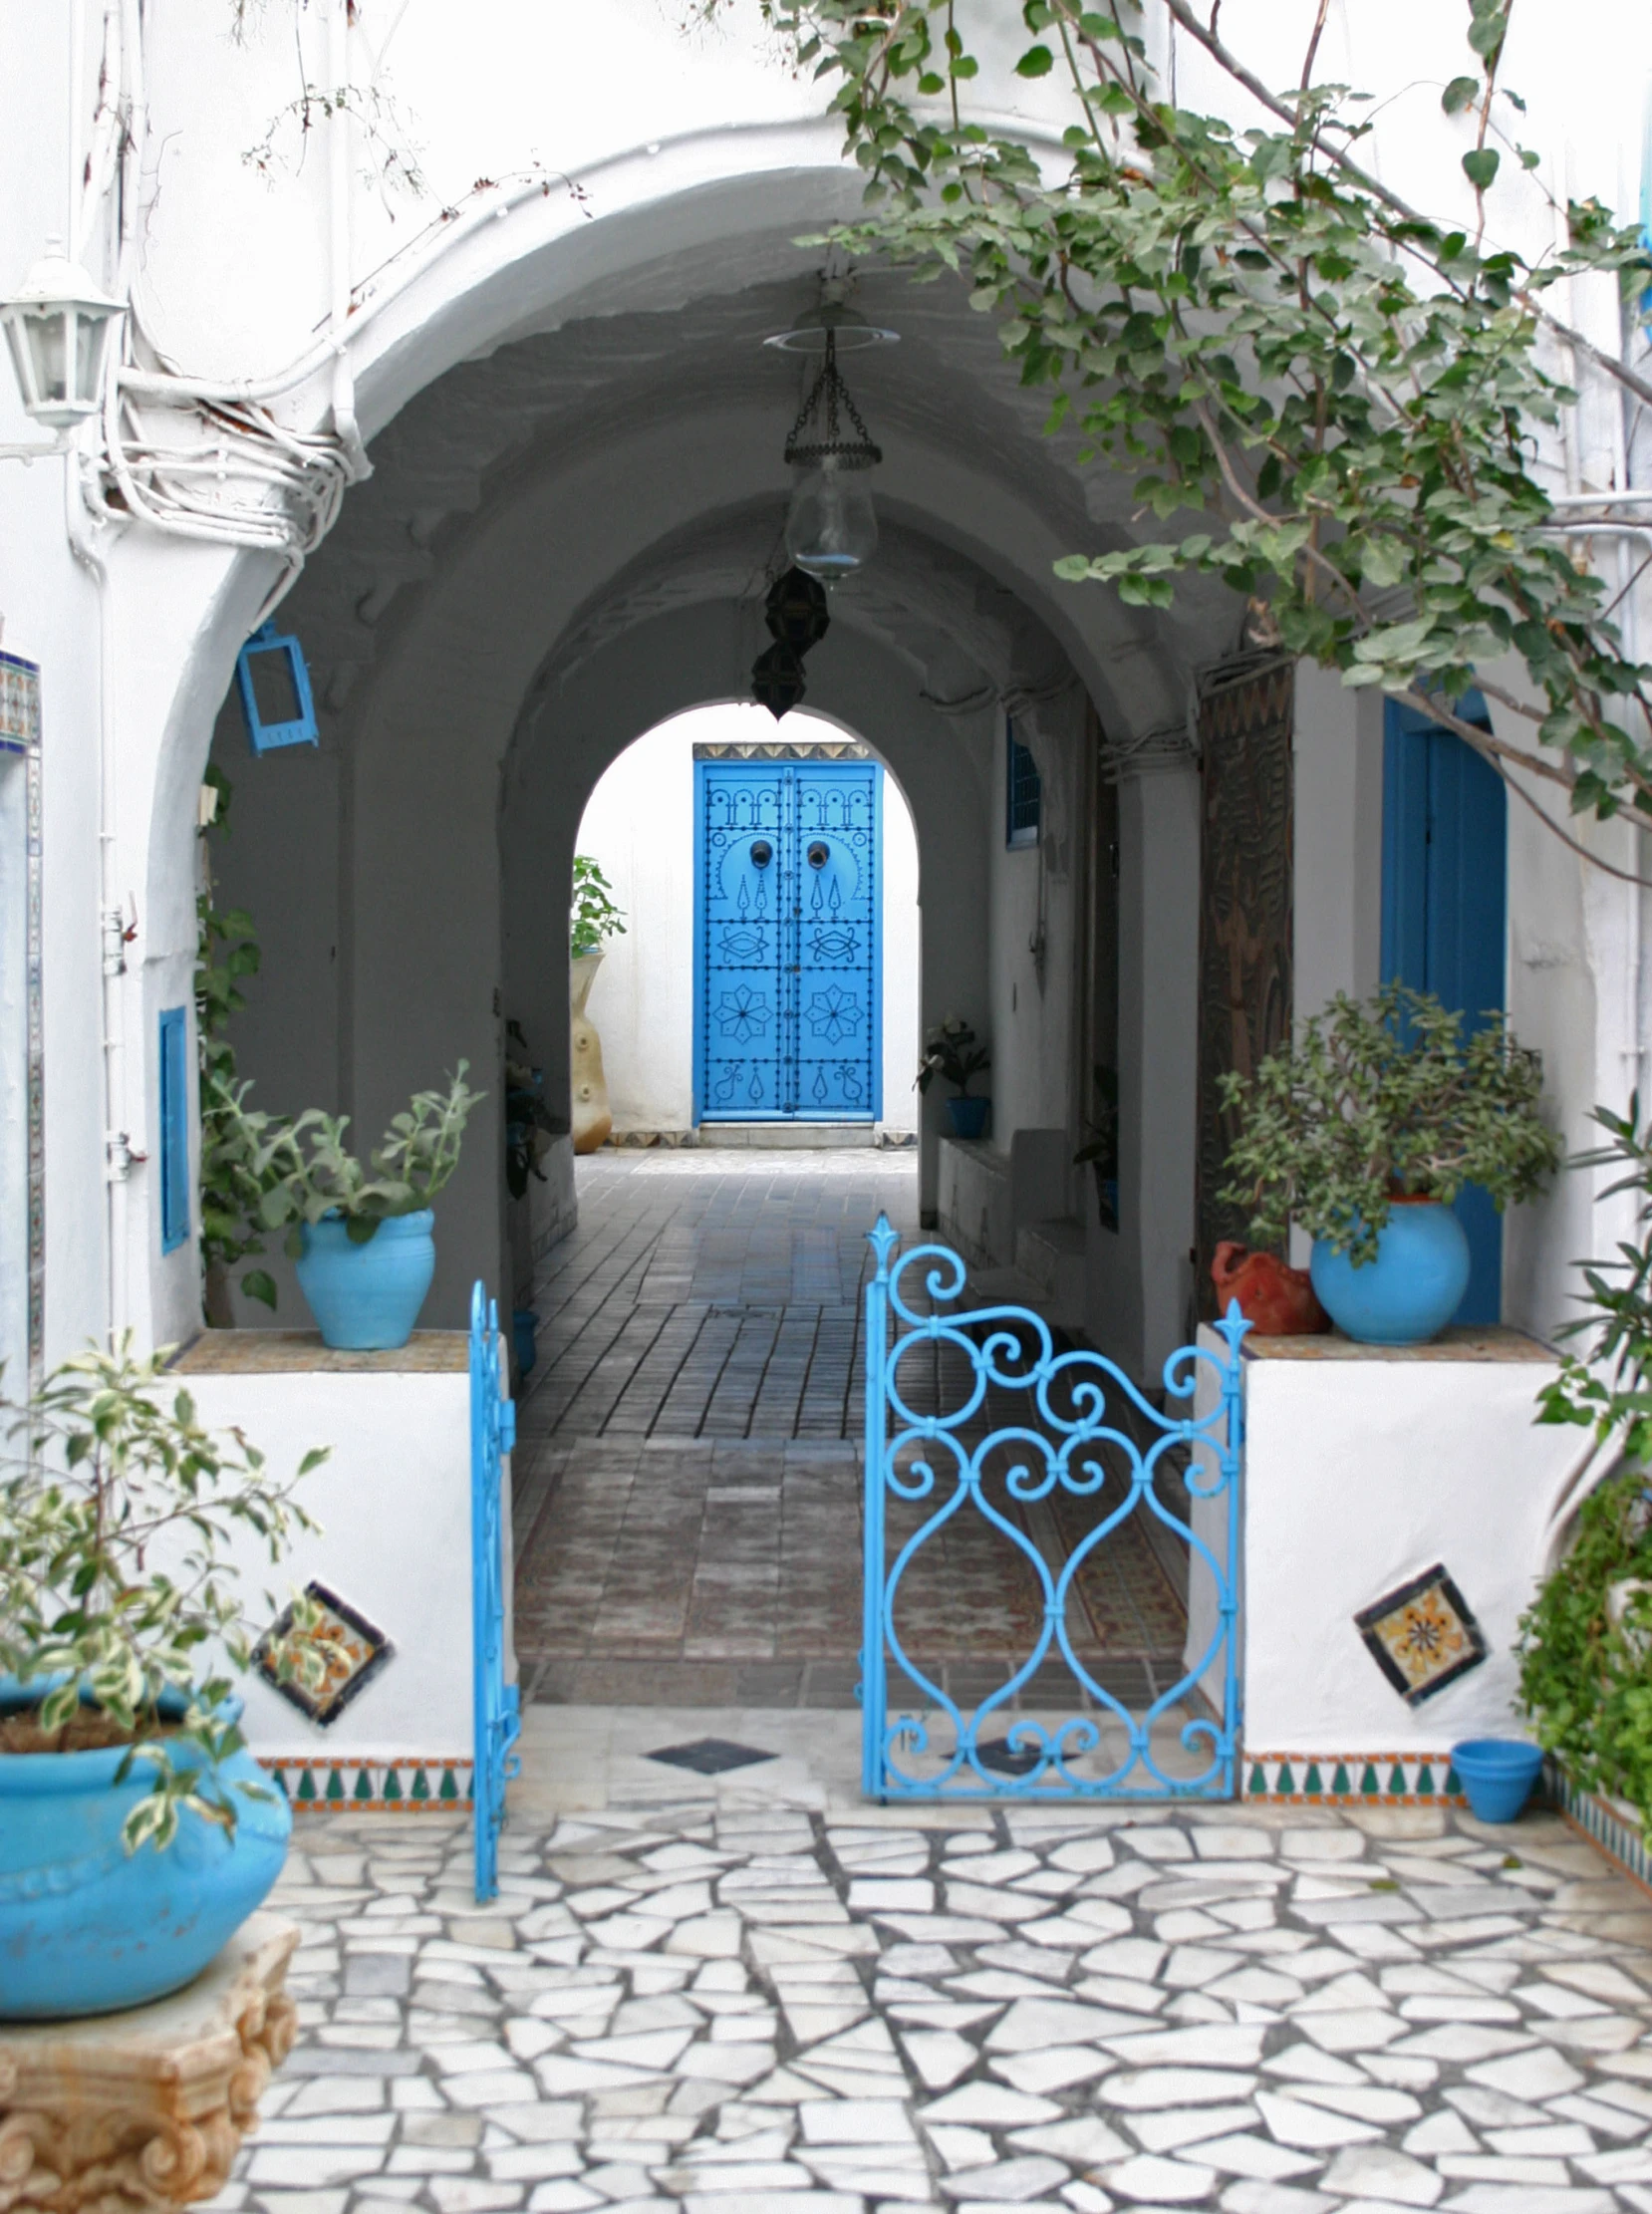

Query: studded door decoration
[694,745,883,1121]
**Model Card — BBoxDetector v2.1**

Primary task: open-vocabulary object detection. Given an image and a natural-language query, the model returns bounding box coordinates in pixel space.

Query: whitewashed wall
[0,0,1648,1383]
[574,705,920,1139]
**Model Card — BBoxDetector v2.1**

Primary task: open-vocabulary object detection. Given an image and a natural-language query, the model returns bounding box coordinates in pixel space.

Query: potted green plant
[918,1016,992,1140]
[1519,1097,1652,1834]
[243,1065,483,1350]
[0,1342,331,2018]
[1220,984,1560,1344]
[570,855,626,1155]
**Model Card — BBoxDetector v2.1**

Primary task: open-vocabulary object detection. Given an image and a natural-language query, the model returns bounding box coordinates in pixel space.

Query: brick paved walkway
[511,1156,1190,1717]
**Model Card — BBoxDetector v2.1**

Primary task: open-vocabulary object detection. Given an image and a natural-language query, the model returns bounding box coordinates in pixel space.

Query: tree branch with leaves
[760,0,1652,849]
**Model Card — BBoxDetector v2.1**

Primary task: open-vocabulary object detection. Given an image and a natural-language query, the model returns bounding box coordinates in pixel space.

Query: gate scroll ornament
[860,1218,1248,1801]
[469,1282,520,1902]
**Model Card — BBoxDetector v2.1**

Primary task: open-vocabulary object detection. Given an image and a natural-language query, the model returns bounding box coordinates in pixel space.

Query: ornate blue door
[695,749,882,1120]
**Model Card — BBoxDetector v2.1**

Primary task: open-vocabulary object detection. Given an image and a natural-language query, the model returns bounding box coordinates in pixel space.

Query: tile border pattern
[1550,1759,1652,1896]
[260,1754,472,1812]
[1242,1747,1468,1803]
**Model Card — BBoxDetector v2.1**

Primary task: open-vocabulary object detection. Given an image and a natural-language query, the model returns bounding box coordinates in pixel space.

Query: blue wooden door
[696,754,882,1121]
[1381,695,1508,1325]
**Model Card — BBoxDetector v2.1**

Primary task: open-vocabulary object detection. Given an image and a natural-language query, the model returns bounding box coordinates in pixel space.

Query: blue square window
[236,623,319,754]
[1006,723,1041,849]
[158,1005,190,1253]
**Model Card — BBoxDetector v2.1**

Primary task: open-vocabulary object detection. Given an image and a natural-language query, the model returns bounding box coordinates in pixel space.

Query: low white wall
[182,1364,483,1767]
[1191,1330,1585,1762]
[573,703,921,1136]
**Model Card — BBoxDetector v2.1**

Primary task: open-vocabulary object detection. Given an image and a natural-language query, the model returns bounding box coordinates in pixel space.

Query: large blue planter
[0,1691,291,2019]
[1310,1200,1473,1345]
[295,1209,435,1350]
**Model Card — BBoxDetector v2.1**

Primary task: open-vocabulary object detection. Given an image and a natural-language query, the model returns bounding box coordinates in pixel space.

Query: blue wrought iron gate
[694,750,883,1120]
[860,1219,1248,1800]
[469,1281,520,1900]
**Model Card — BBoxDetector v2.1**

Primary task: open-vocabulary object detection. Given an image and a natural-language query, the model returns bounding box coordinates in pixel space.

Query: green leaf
[1462,146,1501,190]
[1014,45,1054,78]
[1442,76,1480,116]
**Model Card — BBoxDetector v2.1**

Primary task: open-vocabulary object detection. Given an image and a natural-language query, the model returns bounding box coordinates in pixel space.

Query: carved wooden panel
[1195,661,1294,1319]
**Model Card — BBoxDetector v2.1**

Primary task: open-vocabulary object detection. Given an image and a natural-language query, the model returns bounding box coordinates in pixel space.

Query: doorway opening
[568,703,920,1151]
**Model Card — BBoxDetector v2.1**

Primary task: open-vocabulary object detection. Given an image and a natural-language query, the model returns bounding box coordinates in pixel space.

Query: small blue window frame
[158,1005,190,1253]
[236,622,319,755]
[1006,722,1041,849]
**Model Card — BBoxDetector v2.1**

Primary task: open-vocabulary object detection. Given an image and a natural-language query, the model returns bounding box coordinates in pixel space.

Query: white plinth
[1189,1322,1585,1799]
[171,1332,507,1809]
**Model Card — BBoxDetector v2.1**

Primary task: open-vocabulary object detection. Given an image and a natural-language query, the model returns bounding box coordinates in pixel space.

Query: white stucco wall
[178,1364,479,1765]
[572,704,920,1138]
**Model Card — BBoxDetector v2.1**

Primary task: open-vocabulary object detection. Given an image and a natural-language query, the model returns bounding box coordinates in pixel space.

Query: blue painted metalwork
[1381,693,1508,1324]
[157,1005,189,1253]
[860,1217,1249,1800]
[469,1280,520,1902]
[695,755,882,1121]
[236,622,319,754]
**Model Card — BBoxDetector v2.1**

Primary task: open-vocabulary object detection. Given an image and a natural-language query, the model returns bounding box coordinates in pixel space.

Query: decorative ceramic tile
[1550,1762,1652,1897]
[1354,1562,1488,1704]
[260,1755,471,1811]
[1242,1749,1467,1803]
[645,1737,777,1775]
[254,1579,395,1725]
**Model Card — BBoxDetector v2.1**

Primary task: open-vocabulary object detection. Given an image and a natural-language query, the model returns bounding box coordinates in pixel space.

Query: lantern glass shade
[0,251,123,429]
[784,457,879,580]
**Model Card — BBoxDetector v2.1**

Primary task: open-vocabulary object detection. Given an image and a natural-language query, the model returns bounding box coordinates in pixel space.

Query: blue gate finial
[867,1212,899,1275]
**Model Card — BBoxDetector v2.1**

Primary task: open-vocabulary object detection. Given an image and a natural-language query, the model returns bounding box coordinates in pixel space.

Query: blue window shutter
[158,1005,189,1252]
[1006,720,1041,848]
[1380,696,1508,1325]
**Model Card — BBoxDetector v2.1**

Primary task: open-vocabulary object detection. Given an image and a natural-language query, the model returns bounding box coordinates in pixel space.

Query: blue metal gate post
[860,1215,897,1798]
[470,1280,521,1902]
[1219,1305,1247,1780]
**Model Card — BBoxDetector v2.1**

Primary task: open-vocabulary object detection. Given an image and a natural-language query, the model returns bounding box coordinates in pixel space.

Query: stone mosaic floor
[232,1715,1652,2214]
[513,1157,1189,1712]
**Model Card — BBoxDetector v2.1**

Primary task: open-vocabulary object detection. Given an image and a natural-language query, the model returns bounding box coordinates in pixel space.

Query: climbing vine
[759,0,1652,855]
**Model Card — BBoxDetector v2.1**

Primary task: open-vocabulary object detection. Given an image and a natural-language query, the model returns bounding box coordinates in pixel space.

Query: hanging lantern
[0,244,123,430]
[750,643,808,720]
[764,565,830,656]
[779,328,884,581]
[749,567,829,718]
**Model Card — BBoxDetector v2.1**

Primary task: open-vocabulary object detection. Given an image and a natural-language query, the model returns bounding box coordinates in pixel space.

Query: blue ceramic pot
[1451,1737,1544,1823]
[513,1307,539,1378]
[948,1096,990,1141]
[0,1688,290,2019]
[295,1209,435,1350]
[1309,1201,1472,1345]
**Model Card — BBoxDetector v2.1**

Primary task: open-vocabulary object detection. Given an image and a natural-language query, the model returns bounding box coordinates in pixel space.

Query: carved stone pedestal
[0,1914,299,2214]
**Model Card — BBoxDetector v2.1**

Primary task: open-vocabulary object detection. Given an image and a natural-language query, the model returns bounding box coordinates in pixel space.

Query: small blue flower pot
[1310,1201,1472,1345]
[1451,1737,1544,1824]
[513,1307,539,1378]
[0,1687,290,2019]
[948,1096,990,1141]
[295,1209,435,1350]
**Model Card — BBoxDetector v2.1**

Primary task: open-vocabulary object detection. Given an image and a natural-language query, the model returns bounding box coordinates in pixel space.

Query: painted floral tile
[1354,1561,1488,1705]
[255,1578,395,1726]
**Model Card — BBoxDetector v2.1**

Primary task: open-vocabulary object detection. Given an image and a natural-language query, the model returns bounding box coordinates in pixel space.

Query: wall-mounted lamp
[765,297,897,582]
[236,622,320,754]
[0,242,123,456]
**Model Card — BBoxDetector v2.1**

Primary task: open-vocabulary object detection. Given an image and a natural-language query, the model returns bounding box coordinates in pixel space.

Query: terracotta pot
[570,952,612,1155]
[1211,1241,1330,1336]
